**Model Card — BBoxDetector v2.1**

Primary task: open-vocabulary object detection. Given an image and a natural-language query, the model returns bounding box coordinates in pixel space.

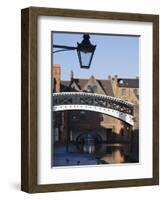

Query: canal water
[53,142,137,167]
[77,143,133,164]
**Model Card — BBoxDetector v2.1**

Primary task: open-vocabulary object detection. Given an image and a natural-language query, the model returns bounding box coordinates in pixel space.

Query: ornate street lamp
[77,34,96,69]
[53,34,96,69]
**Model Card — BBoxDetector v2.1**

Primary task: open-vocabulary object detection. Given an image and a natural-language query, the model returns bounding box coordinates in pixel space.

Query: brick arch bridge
[53,92,134,126]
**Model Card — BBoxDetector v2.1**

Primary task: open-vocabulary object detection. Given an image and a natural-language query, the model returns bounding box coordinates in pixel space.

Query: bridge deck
[53,92,134,115]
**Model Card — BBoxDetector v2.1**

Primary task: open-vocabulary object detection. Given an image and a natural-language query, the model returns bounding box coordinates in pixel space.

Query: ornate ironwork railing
[53,92,134,115]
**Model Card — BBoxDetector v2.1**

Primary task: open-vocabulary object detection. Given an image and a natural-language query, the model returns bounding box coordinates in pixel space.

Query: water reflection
[53,142,138,166]
[76,132,130,163]
[53,131,138,166]
[83,144,95,154]
[100,144,125,163]
[76,132,102,154]
[77,142,132,164]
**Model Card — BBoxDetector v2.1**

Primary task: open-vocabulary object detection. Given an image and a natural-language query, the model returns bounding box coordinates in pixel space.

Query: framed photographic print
[21,7,159,193]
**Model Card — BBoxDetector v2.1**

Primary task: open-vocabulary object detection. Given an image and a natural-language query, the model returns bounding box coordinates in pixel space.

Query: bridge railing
[53,92,134,115]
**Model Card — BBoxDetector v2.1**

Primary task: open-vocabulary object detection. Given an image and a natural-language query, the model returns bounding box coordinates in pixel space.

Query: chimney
[112,74,118,81]
[70,70,74,81]
[114,75,118,79]
[53,64,61,92]
[108,75,112,80]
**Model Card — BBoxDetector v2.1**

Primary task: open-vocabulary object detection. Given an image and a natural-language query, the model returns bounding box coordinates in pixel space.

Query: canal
[53,142,138,167]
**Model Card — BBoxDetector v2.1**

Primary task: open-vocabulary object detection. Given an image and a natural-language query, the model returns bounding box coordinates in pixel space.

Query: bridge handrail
[53,92,134,107]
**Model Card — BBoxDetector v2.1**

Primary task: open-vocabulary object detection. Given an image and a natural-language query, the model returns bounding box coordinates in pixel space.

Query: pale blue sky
[52,32,139,80]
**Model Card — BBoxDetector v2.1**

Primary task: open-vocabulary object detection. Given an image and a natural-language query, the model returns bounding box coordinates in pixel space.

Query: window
[120,128,124,136]
[92,85,97,93]
[87,85,92,92]
[119,79,124,85]
[87,85,97,93]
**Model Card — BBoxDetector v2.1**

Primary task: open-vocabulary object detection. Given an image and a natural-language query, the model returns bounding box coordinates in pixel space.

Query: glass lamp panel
[79,51,92,68]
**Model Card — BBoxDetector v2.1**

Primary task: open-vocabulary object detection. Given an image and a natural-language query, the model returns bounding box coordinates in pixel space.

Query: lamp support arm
[53,44,77,54]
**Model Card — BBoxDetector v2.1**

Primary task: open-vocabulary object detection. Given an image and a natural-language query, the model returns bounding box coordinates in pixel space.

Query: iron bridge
[53,92,134,125]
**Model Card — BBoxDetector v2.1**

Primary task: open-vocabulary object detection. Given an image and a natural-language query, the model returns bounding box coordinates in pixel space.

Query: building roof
[98,80,114,96]
[73,79,88,90]
[61,78,114,96]
[61,77,139,95]
[117,78,139,88]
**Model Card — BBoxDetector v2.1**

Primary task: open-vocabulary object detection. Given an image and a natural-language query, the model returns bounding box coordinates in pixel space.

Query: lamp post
[53,34,96,69]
